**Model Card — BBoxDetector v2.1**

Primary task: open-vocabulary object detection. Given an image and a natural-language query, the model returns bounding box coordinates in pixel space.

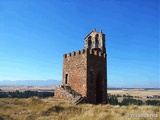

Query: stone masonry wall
[61,49,107,104]
[87,50,107,104]
[54,86,73,101]
[62,49,87,96]
[54,86,83,103]
[54,30,107,104]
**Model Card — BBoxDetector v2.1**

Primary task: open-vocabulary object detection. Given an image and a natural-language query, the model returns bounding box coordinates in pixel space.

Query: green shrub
[120,98,144,106]
[146,100,160,106]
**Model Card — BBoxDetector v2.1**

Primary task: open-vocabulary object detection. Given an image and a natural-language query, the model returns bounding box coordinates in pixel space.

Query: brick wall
[54,85,84,104]
[55,30,107,104]
[87,50,107,104]
[61,49,107,104]
[62,49,87,96]
[54,86,73,101]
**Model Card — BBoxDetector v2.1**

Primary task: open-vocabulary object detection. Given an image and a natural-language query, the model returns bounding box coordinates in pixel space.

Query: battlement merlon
[63,49,106,58]
[63,49,86,58]
[88,49,106,58]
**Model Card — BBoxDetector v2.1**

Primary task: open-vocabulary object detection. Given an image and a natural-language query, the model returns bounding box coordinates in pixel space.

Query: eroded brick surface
[55,29,107,104]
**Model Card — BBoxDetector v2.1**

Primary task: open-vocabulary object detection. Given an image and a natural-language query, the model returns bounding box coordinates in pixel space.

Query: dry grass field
[108,89,160,97]
[0,86,54,92]
[0,97,159,120]
[108,89,160,102]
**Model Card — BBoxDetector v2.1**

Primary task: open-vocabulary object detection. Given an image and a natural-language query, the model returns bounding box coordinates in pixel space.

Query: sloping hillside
[0,97,159,120]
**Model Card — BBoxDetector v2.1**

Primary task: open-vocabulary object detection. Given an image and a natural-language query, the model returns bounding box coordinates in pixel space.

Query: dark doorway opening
[96,72,103,104]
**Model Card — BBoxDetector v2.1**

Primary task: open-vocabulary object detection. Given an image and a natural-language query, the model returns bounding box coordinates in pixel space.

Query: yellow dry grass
[108,89,160,98]
[108,89,160,102]
[0,97,159,120]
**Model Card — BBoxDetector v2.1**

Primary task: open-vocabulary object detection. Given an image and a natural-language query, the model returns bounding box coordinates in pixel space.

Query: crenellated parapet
[63,49,86,58]
[63,48,106,58]
[88,49,106,58]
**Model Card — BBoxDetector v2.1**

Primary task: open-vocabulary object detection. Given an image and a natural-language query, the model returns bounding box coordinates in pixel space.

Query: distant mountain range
[0,80,116,88]
[0,80,159,89]
[0,80,61,86]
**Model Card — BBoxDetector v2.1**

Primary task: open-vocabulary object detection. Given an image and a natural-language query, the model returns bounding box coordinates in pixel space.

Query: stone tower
[55,29,107,104]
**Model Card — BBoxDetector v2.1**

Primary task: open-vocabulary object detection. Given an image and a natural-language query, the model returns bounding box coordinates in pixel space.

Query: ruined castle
[55,29,107,104]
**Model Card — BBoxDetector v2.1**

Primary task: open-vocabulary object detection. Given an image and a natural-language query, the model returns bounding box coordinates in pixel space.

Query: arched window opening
[65,74,68,84]
[88,36,92,49]
[95,34,100,48]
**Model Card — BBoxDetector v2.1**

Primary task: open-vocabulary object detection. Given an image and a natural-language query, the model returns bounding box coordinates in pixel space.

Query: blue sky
[0,0,159,88]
